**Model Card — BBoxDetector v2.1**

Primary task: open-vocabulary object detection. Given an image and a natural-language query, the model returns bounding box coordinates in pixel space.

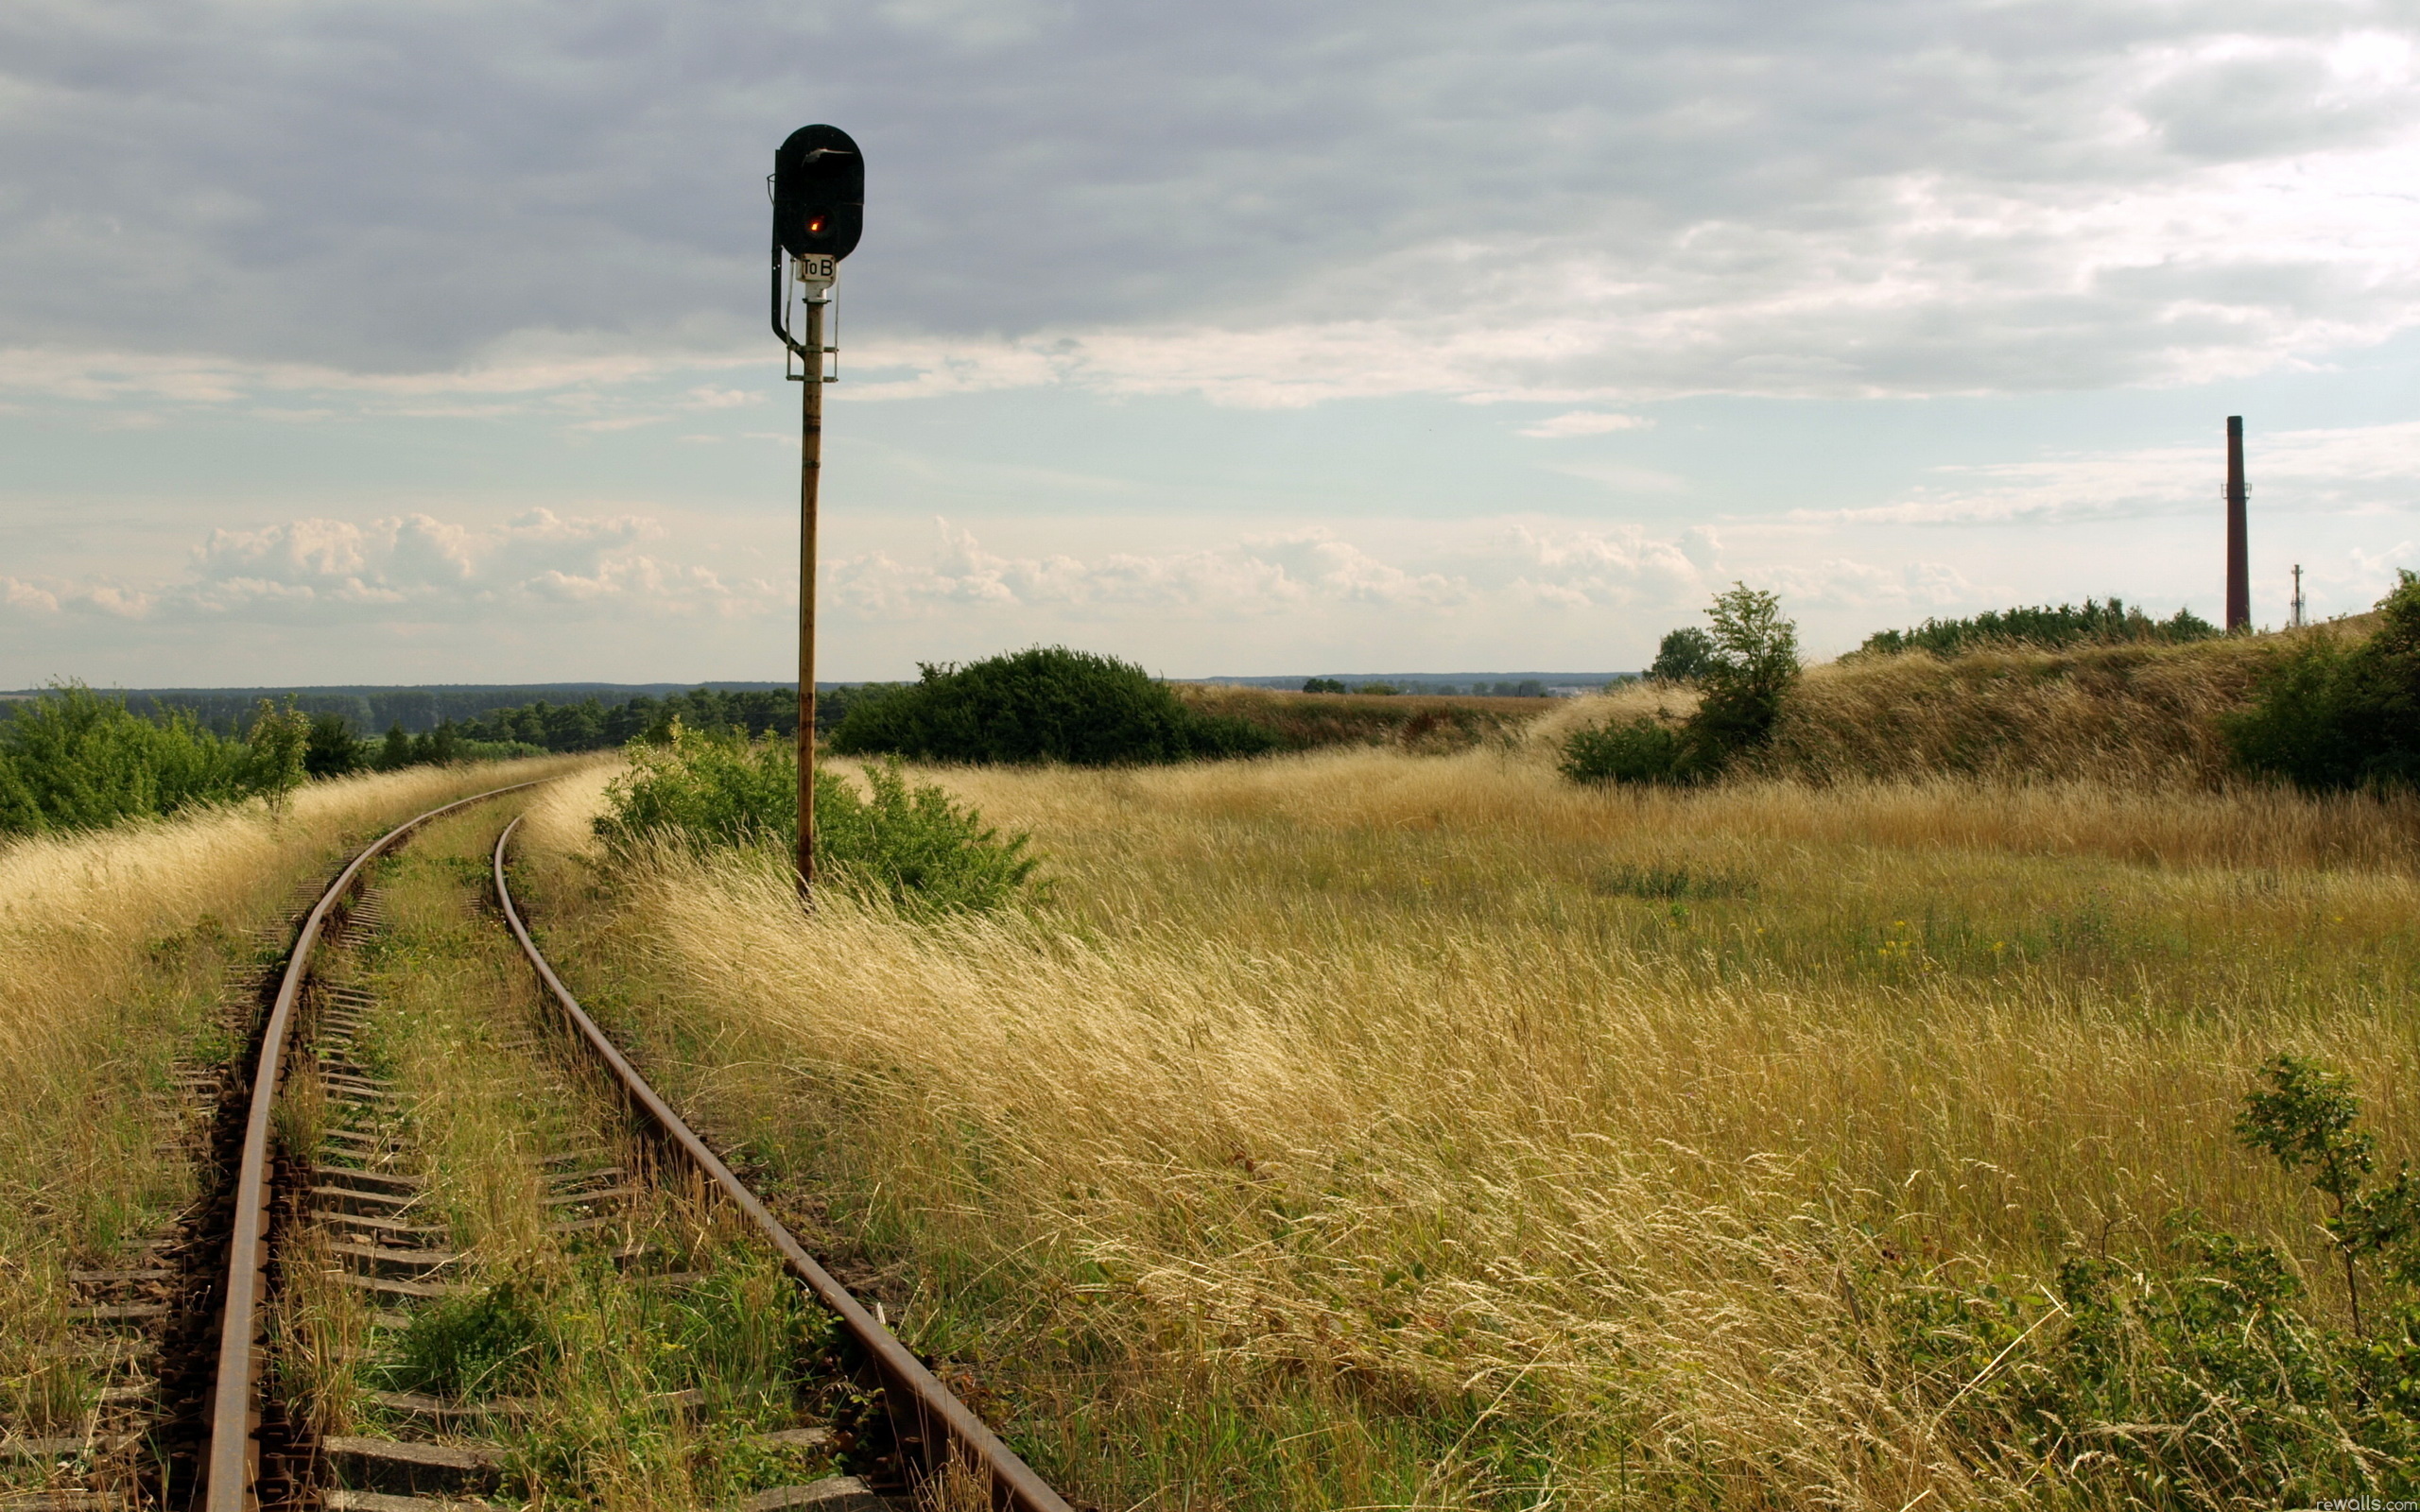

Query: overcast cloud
[5,0,2419,682]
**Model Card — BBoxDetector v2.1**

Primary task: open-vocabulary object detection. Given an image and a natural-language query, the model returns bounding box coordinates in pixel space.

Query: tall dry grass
[515,746,2419,1508]
[0,758,596,1442]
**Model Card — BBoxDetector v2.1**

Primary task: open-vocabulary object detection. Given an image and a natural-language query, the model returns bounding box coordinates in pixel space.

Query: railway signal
[769,124,862,905]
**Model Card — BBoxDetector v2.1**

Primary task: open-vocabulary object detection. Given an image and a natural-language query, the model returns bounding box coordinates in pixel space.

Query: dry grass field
[510,740,2420,1509]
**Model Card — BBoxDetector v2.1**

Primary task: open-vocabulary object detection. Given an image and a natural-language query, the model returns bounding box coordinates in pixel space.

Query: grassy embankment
[1550,618,2368,786]
[0,757,594,1452]
[508,627,2418,1508]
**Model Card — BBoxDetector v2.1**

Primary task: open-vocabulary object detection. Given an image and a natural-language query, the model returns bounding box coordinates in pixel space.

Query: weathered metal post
[796,291,824,903]
[2226,416,2250,632]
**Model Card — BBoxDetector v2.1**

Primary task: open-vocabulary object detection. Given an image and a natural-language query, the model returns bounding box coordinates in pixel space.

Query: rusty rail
[203,782,542,1512]
[492,816,1075,1512]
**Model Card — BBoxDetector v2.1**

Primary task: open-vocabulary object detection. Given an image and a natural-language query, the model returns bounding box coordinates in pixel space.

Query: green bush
[1858,596,2220,657]
[1564,584,1800,786]
[828,646,1274,765]
[1557,716,1681,784]
[0,683,260,835]
[594,724,1038,914]
[2227,573,2420,792]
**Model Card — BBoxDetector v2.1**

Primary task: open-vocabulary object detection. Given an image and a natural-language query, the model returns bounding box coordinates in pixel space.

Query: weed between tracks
[509,750,2420,1509]
[285,807,856,1510]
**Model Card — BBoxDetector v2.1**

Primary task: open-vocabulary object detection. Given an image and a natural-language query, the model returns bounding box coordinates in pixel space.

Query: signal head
[773,124,863,260]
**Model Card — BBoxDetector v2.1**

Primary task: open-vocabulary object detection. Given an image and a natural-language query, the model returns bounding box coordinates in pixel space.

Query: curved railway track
[176,781,1071,1512]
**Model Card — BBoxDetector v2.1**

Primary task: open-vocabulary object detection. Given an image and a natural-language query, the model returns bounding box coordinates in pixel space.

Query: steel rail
[204,782,544,1512]
[492,817,1075,1512]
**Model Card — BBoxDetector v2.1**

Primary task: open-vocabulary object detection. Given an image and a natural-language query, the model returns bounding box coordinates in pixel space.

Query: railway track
[13,781,1072,1512]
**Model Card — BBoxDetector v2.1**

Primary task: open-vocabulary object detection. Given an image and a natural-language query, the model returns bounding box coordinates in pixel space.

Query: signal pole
[2225,416,2250,632]
[796,287,826,902]
[2291,563,2306,629]
[769,124,862,907]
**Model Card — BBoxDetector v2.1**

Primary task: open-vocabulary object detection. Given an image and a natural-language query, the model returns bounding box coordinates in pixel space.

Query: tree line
[301,683,903,778]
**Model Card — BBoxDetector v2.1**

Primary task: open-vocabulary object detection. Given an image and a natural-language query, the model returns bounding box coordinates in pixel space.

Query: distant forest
[449,684,895,752]
[0,682,812,737]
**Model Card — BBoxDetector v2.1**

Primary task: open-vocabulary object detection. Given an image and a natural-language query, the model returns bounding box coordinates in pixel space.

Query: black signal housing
[773,124,863,261]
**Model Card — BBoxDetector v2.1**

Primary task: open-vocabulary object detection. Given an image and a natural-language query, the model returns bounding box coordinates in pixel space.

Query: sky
[5,0,2420,686]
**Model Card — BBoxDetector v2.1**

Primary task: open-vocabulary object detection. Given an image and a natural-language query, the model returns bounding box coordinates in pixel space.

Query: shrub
[828,646,1274,765]
[2238,1054,2419,1339]
[594,725,1038,914]
[1858,597,2220,657]
[1557,716,1681,784]
[2227,573,2420,792]
[1851,1056,2420,1503]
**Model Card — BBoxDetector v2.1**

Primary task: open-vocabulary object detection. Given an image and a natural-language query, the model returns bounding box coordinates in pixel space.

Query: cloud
[1519,411,1654,438]
[826,517,1737,622]
[1797,420,2420,526]
[0,508,774,628]
[6,1,2420,407]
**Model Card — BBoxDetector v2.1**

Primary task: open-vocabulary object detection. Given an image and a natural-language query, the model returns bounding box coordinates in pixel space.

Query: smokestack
[2225,416,2250,632]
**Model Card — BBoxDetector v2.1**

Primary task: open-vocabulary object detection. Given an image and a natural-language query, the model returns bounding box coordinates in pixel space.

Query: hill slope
[1535,621,2372,787]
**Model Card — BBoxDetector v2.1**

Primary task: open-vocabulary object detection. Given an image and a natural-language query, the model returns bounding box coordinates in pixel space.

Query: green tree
[304,713,362,778]
[1685,582,1800,766]
[1647,627,1716,683]
[243,699,311,817]
[830,646,1272,765]
[377,723,413,770]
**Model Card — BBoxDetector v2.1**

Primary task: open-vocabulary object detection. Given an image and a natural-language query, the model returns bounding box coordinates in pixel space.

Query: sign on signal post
[769,124,863,906]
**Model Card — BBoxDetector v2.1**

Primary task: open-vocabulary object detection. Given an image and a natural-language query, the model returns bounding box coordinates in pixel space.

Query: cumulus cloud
[0,509,774,629]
